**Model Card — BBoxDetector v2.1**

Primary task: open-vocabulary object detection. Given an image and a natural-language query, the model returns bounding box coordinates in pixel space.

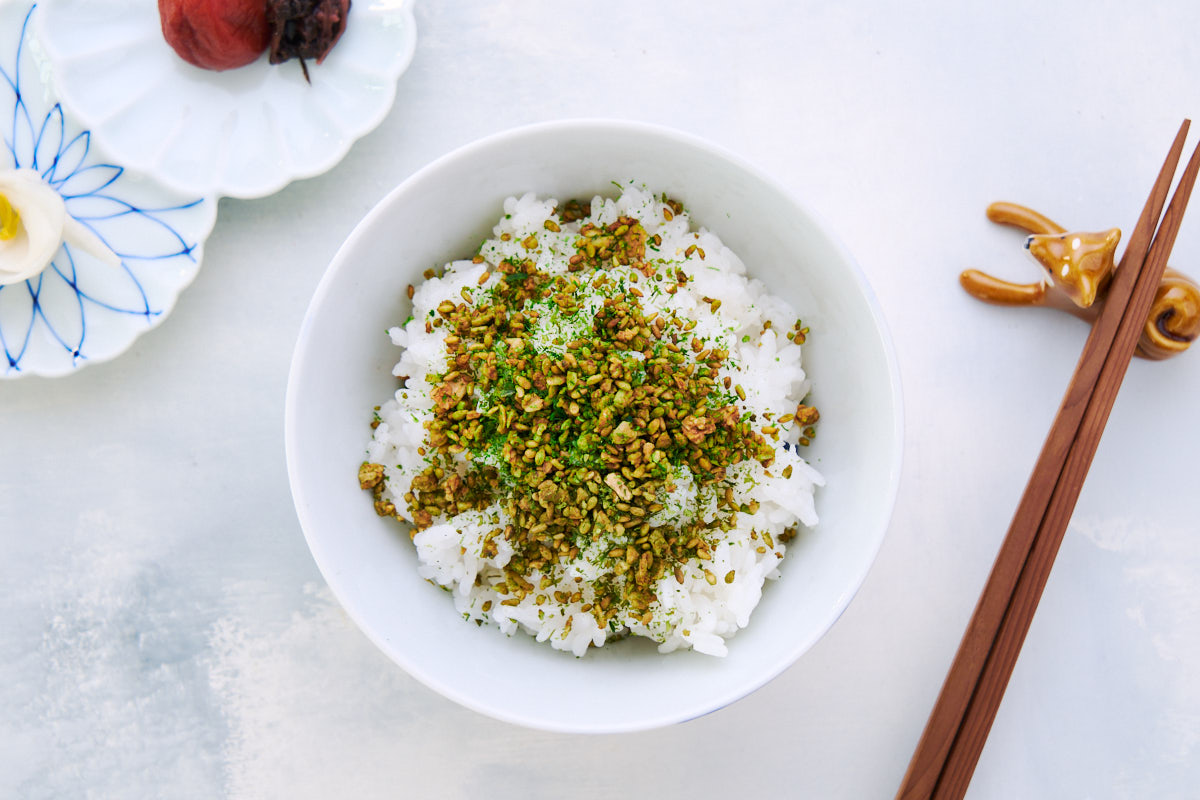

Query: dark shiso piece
[267,0,350,69]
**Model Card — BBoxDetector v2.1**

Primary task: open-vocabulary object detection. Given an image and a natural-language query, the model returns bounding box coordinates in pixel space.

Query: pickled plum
[158,0,269,71]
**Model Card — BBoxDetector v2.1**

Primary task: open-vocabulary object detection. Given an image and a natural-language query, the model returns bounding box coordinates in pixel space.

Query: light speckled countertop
[3,1,1199,797]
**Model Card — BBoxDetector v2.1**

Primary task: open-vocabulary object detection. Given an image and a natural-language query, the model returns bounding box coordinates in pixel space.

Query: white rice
[365,185,824,657]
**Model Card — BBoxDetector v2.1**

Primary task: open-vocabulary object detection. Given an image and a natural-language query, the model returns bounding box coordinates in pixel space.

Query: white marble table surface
[4,1,1199,797]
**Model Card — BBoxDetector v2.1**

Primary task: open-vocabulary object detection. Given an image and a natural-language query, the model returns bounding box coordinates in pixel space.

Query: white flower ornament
[0,167,121,285]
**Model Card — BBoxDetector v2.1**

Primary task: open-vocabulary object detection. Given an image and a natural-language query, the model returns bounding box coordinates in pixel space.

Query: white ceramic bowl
[285,119,903,732]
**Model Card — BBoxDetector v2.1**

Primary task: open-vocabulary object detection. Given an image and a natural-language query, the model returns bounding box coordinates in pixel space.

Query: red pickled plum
[158,0,270,71]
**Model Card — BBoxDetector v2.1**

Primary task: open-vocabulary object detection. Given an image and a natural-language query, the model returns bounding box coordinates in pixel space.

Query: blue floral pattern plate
[1,2,215,379]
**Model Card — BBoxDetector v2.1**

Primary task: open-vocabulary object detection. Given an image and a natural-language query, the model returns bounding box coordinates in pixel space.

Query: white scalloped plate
[1,2,216,379]
[34,0,417,199]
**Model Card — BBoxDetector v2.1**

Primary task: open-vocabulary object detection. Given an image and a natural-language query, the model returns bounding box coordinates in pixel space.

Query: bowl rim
[284,117,905,732]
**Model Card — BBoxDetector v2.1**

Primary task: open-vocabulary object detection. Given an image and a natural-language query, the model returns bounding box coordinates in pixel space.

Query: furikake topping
[360,197,817,632]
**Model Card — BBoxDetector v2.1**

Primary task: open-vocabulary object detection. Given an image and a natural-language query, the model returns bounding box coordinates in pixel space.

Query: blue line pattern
[1,3,210,376]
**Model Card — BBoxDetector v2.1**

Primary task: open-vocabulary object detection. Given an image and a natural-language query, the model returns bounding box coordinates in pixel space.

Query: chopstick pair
[896,120,1200,800]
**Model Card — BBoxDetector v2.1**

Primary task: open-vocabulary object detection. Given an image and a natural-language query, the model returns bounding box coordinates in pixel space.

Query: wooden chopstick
[895,120,1193,800]
[928,133,1200,800]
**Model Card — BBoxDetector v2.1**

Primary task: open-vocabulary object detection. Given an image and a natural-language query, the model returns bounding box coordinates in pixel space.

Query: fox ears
[1025,227,1122,308]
